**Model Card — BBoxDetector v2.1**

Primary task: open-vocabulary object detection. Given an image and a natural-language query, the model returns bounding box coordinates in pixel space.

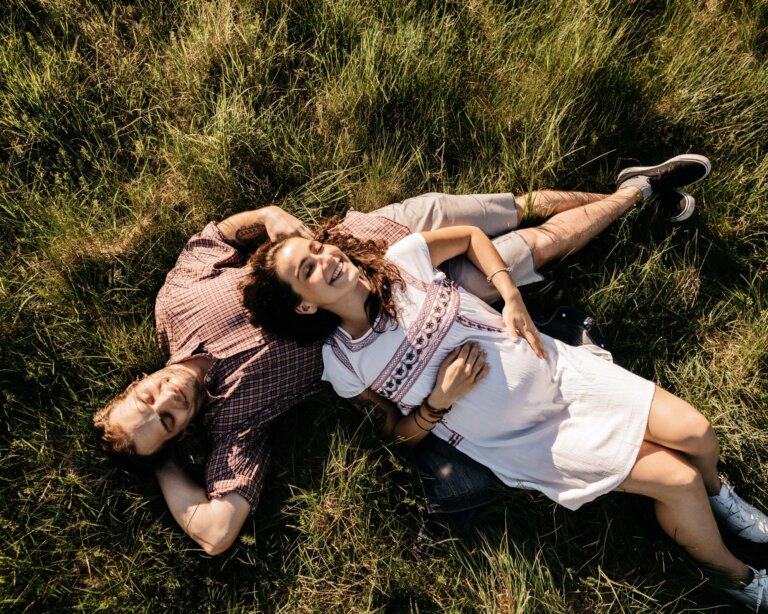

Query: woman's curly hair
[241,218,404,345]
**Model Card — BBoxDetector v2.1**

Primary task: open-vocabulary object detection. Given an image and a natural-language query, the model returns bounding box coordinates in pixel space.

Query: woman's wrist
[423,396,452,419]
[500,285,523,304]
[426,393,452,412]
[412,406,439,431]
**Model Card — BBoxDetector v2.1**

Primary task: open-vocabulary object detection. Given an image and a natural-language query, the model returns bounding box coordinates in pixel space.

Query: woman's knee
[648,388,721,456]
[622,443,706,500]
[663,457,705,493]
[695,421,720,457]
[675,403,720,454]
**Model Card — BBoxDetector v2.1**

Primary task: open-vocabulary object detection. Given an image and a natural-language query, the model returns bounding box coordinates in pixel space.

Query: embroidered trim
[371,278,459,404]
[327,338,358,377]
[332,312,385,351]
[456,314,505,333]
[446,430,464,448]
[398,266,431,292]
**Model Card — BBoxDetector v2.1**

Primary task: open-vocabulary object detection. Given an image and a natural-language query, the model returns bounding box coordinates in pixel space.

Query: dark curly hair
[241,219,404,345]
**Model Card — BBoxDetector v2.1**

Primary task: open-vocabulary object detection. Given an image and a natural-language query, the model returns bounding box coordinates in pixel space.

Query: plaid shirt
[155,211,408,509]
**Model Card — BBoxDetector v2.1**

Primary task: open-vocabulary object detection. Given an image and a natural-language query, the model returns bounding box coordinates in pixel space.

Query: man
[93,155,711,555]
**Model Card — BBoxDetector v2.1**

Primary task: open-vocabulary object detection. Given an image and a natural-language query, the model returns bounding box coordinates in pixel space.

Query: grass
[1,0,766,610]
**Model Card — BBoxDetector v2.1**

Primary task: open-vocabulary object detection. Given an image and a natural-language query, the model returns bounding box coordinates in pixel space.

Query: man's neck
[181,355,215,384]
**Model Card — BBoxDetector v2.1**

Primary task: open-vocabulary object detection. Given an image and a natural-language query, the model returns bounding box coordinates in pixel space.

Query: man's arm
[217,206,313,249]
[155,459,251,556]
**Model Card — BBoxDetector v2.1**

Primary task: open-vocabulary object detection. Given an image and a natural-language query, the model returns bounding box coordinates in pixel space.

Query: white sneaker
[710,479,768,543]
[724,567,768,612]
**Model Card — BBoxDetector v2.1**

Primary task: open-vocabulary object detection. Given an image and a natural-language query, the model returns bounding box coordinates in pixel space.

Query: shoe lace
[723,486,762,527]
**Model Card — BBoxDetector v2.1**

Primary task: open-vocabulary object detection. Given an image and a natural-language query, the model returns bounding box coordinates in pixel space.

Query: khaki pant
[375,192,543,302]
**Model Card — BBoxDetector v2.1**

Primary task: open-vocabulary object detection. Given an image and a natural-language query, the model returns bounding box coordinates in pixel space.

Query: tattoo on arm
[234,222,266,246]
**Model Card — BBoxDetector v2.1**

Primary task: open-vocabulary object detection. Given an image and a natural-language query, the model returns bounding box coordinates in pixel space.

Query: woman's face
[274,237,360,312]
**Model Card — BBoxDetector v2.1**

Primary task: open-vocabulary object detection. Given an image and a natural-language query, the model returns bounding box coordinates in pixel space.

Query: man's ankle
[615,185,644,201]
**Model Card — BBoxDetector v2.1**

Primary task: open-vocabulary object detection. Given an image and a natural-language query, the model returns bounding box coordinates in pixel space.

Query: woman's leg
[616,441,750,579]
[643,386,721,495]
[645,386,768,543]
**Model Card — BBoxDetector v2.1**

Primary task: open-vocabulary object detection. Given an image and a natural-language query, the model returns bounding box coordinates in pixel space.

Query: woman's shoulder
[385,233,435,280]
[321,333,367,398]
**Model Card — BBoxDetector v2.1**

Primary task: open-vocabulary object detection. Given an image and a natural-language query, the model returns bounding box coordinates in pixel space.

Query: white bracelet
[486,267,512,283]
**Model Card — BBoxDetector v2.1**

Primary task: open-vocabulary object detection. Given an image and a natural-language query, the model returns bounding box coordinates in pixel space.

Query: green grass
[1,0,767,610]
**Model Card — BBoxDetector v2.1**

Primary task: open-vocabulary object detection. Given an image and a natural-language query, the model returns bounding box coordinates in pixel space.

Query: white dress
[321,234,655,510]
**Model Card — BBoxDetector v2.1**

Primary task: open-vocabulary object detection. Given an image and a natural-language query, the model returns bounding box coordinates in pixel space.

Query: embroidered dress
[321,234,655,510]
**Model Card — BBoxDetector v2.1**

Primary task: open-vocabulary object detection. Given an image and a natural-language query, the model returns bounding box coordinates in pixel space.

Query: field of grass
[1,0,767,610]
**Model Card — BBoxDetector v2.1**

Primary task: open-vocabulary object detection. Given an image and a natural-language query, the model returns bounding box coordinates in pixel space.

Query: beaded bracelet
[422,399,452,417]
[416,405,441,424]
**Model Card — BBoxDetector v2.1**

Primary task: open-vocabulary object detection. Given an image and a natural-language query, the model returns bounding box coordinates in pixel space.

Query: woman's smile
[275,237,364,310]
[329,260,343,284]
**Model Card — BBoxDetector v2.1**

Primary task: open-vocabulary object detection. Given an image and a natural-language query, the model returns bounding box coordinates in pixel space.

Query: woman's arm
[421,226,546,357]
[357,342,490,447]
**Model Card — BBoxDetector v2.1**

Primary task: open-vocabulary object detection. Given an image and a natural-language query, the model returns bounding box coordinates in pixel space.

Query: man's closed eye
[160,413,174,432]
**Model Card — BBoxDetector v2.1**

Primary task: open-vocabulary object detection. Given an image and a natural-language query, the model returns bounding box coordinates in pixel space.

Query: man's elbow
[191,523,240,556]
[186,496,250,556]
[200,534,237,556]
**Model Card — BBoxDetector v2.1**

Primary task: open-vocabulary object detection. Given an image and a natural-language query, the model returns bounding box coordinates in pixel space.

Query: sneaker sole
[668,190,695,222]
[617,154,712,188]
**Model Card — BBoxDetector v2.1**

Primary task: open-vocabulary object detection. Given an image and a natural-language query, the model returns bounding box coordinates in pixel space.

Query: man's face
[110,363,205,456]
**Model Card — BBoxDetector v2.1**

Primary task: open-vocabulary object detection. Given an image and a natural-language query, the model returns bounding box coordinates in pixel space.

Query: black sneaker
[617,154,712,191]
[656,189,695,222]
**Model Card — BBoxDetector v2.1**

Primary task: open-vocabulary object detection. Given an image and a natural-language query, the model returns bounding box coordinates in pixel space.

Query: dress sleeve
[321,340,366,398]
[385,233,441,283]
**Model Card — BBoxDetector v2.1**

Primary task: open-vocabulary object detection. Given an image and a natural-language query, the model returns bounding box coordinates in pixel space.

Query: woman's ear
[295,302,318,315]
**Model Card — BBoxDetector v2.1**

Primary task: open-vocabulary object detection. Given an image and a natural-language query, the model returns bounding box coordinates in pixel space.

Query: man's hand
[502,294,546,358]
[217,206,313,249]
[428,342,490,409]
[261,206,313,242]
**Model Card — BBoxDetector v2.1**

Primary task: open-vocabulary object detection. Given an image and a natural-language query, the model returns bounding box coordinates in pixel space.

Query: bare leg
[644,386,721,495]
[385,188,642,302]
[514,190,607,220]
[617,441,750,579]
[516,186,641,269]
[376,191,613,239]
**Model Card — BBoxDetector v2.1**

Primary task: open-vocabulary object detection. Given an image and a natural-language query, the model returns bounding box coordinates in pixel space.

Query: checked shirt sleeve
[203,337,325,510]
[206,426,271,508]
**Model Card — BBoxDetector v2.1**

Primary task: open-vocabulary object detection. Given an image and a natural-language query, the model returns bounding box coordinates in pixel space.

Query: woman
[242,219,768,610]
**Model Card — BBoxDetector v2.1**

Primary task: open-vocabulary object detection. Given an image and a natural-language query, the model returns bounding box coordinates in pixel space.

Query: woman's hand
[262,206,313,241]
[502,293,546,359]
[428,342,490,409]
